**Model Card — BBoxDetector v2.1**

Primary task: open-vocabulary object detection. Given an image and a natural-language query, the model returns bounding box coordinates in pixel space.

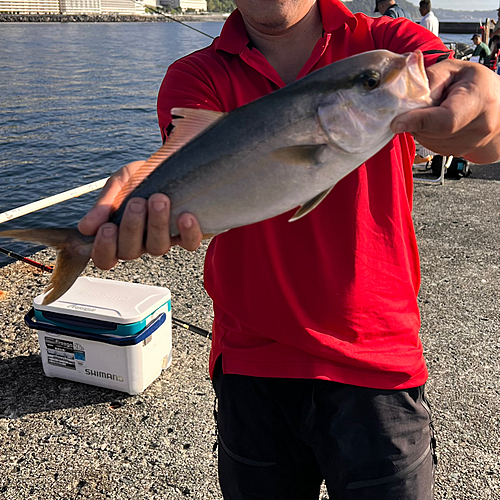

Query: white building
[0,0,60,13]
[159,0,206,12]
[59,0,100,13]
[0,0,149,13]
[100,0,143,14]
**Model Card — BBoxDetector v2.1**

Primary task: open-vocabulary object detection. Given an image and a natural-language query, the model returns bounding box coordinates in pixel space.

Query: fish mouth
[316,50,432,155]
[385,50,432,106]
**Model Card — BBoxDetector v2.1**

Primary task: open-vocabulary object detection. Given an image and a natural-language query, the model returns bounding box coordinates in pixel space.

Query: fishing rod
[0,246,53,273]
[137,2,215,40]
[171,317,211,339]
[0,177,109,225]
[0,245,212,339]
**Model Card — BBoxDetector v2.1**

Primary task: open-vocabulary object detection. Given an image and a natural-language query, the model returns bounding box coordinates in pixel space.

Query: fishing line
[0,245,211,339]
[136,1,215,39]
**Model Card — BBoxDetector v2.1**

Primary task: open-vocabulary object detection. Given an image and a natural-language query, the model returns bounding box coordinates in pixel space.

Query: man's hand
[391,58,500,164]
[78,160,202,271]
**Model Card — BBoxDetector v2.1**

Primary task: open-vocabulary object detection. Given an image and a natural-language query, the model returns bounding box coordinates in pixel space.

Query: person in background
[489,34,500,53]
[80,1,500,498]
[489,8,500,39]
[471,33,491,65]
[414,144,434,166]
[488,34,500,71]
[374,0,412,20]
[419,0,439,35]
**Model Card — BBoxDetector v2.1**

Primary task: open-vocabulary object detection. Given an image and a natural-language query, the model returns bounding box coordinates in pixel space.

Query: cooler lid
[33,277,171,325]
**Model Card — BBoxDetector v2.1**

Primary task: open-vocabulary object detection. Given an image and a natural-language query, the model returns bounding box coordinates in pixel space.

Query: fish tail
[0,228,94,304]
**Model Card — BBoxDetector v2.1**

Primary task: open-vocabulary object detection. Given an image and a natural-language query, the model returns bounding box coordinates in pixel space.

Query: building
[0,0,150,13]
[159,0,206,12]
[0,0,60,13]
[59,0,100,14]
[100,0,144,14]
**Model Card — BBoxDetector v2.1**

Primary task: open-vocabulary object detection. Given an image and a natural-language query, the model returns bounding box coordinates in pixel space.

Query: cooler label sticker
[45,337,86,370]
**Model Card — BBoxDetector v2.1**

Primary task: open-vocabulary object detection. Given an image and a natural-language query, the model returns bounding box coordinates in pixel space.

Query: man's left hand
[392,58,500,164]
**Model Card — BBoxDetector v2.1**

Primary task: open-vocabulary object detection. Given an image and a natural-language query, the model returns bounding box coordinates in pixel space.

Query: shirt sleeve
[371,16,453,66]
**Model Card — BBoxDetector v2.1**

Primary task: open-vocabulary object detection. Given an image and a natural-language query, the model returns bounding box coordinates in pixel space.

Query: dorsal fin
[110,108,226,213]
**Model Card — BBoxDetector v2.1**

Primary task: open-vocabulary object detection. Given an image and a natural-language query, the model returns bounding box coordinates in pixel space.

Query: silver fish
[0,49,432,304]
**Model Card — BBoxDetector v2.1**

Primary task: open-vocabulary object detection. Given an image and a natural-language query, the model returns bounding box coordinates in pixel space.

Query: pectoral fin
[288,186,334,222]
[270,144,330,166]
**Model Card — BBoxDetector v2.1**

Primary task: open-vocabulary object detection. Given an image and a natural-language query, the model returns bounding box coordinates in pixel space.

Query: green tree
[207,0,236,13]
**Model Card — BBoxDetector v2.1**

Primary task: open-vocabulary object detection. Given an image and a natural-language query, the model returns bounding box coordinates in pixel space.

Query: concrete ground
[0,162,499,499]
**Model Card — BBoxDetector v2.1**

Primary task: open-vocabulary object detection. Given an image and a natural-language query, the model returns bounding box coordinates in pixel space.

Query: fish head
[317,50,432,155]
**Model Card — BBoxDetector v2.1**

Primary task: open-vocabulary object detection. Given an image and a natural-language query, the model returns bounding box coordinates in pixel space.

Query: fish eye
[360,71,381,91]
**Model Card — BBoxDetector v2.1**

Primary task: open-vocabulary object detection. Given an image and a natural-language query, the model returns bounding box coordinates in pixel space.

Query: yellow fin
[110,108,226,213]
[288,186,334,222]
[270,144,329,166]
[0,228,94,304]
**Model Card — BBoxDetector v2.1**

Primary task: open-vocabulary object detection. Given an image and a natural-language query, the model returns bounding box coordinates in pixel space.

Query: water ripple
[0,21,222,265]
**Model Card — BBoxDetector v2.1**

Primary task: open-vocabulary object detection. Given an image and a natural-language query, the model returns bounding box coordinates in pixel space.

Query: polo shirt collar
[215,0,357,55]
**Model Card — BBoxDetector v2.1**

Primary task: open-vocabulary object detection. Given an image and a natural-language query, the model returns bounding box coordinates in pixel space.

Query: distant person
[489,8,500,38]
[414,145,434,166]
[374,0,412,20]
[471,33,491,65]
[419,0,439,35]
[488,34,500,71]
[489,34,500,56]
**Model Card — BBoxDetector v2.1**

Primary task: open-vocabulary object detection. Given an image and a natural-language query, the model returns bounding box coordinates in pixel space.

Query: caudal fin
[0,228,94,304]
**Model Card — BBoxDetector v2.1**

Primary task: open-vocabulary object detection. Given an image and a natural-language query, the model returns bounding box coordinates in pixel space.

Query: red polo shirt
[157,0,451,389]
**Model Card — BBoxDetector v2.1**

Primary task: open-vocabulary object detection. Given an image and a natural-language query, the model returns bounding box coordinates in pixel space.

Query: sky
[426,0,498,10]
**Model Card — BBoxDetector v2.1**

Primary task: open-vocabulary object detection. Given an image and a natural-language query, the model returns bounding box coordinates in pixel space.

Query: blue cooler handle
[24,308,166,346]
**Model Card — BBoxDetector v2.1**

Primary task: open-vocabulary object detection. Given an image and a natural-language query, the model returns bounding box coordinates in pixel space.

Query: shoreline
[0,13,229,23]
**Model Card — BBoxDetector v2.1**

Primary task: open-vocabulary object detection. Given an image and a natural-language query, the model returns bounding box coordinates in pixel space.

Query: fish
[0,49,433,305]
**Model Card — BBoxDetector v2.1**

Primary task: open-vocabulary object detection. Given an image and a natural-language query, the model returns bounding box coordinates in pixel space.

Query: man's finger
[91,223,119,270]
[392,90,478,138]
[117,198,147,260]
[145,193,172,256]
[171,213,202,252]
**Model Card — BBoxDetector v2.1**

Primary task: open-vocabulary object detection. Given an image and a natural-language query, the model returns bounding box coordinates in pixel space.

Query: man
[80,1,500,498]
[489,7,500,39]
[419,0,439,35]
[471,33,491,65]
[374,0,412,20]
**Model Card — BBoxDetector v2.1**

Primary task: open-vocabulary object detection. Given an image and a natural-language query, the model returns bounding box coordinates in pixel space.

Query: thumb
[391,106,456,137]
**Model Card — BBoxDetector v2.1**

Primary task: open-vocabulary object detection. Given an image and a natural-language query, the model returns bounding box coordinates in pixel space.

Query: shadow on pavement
[0,354,130,418]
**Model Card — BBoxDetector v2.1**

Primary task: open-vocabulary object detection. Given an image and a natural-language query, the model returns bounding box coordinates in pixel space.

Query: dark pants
[213,360,437,500]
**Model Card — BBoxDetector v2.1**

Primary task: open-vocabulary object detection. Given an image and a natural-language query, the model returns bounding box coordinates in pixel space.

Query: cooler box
[24,277,172,395]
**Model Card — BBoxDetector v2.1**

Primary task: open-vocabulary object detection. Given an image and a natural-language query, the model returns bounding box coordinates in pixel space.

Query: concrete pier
[1,162,499,499]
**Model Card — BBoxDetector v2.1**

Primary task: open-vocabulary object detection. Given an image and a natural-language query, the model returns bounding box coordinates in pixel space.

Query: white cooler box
[24,277,172,395]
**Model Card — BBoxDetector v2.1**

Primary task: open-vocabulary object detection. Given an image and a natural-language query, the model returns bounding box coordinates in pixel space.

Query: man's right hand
[78,160,203,271]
